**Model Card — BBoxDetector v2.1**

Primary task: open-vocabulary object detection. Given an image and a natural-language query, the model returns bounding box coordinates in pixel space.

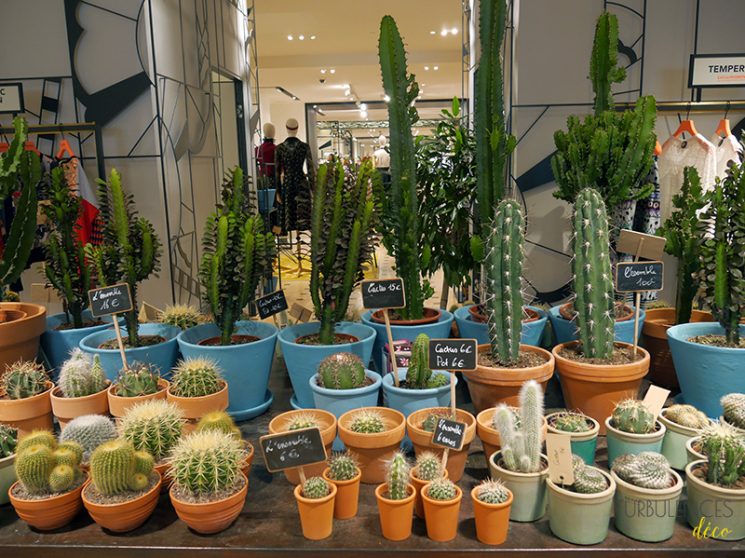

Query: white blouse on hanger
[710,133,743,179]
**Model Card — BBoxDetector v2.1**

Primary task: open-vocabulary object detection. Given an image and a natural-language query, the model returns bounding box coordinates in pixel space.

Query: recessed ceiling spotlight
[360,110,368,118]
[299,35,305,40]
[440,29,448,37]
[360,103,368,111]
[330,69,336,74]
[310,35,316,40]
[383,94,391,102]
[424,66,430,71]
[433,65,439,71]
[450,27,458,34]
[320,69,327,74]
[287,34,293,40]
[421,83,426,86]
[430,30,436,35]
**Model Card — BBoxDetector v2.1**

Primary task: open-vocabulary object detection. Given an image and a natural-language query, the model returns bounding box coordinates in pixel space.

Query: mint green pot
[686,460,745,541]
[545,412,599,465]
[488,451,548,522]
[685,436,705,466]
[604,417,666,468]
[0,454,15,505]
[658,408,711,470]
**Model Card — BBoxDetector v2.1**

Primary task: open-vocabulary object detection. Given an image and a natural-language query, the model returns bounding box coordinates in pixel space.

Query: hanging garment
[256,138,277,180]
[276,136,314,232]
[710,133,743,179]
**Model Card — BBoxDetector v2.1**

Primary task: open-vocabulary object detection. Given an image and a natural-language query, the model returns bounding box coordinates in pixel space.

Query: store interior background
[1,0,745,314]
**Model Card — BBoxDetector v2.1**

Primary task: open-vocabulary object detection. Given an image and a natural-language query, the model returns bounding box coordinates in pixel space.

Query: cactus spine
[16,431,56,454]
[415,451,442,482]
[612,399,656,434]
[0,425,17,458]
[386,451,410,500]
[119,400,184,462]
[302,476,330,499]
[89,439,155,496]
[476,478,510,504]
[571,455,608,494]
[159,304,204,330]
[58,349,107,398]
[699,423,745,487]
[426,478,457,501]
[612,452,674,489]
[168,430,243,495]
[14,437,82,495]
[327,452,358,481]
[286,413,320,431]
[552,411,592,433]
[169,358,223,398]
[318,353,366,390]
[114,362,160,397]
[59,414,118,462]
[493,380,544,473]
[348,409,386,434]
[196,410,242,439]
[721,394,745,429]
[1,361,48,400]
[664,404,709,430]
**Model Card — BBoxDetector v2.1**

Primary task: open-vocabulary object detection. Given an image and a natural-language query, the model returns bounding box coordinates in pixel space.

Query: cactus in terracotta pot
[119,400,184,462]
[58,350,107,398]
[386,451,410,500]
[348,409,386,434]
[318,353,366,390]
[14,437,82,495]
[493,380,544,473]
[426,478,457,500]
[327,452,358,481]
[1,361,48,399]
[16,430,56,454]
[89,439,154,495]
[114,363,160,397]
[168,430,243,495]
[286,413,320,431]
[612,399,655,434]
[302,476,331,499]
[475,478,510,504]
[415,451,442,482]
[721,393,745,429]
[169,358,223,398]
[59,414,118,462]
[196,410,242,439]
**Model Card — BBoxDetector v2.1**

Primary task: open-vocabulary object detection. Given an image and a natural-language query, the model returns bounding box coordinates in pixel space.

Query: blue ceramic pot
[548,304,646,346]
[41,310,120,374]
[278,321,376,409]
[668,322,745,418]
[453,305,548,346]
[361,309,454,372]
[79,323,181,381]
[257,188,276,213]
[177,321,278,420]
[381,368,454,418]
[605,417,666,468]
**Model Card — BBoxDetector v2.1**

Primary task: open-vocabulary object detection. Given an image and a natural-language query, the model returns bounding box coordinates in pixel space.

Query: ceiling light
[299,35,305,40]
[275,86,300,101]
[310,35,316,40]
[440,29,448,37]
[450,27,458,34]
[383,94,390,102]
[330,69,336,74]
[360,110,368,118]
[287,35,293,40]
[320,69,327,74]
[421,83,426,86]
[424,66,430,71]
[430,30,436,35]
[359,103,368,111]
[344,88,351,96]
[433,65,439,71]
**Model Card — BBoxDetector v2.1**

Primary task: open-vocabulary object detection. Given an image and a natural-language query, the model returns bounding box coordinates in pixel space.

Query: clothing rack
[514,100,745,113]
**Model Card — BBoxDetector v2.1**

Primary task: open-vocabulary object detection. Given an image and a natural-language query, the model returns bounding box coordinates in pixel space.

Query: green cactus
[16,430,56,454]
[200,167,275,346]
[59,414,118,462]
[286,413,320,431]
[722,394,745,429]
[348,409,385,434]
[58,349,107,398]
[414,451,441,482]
[169,358,224,398]
[327,451,358,481]
[700,423,745,487]
[310,161,376,344]
[612,399,656,434]
[49,464,75,493]
[476,478,510,504]
[159,304,204,330]
[114,362,160,398]
[0,424,16,458]
[168,430,243,496]
[85,168,161,346]
[612,452,674,489]
[14,437,82,495]
[493,380,544,473]
[407,334,431,388]
[426,478,457,501]
[196,410,242,439]
[664,404,710,430]
[318,353,366,390]
[386,451,410,500]
[119,400,184,462]
[89,439,155,496]
[0,361,48,400]
[56,441,84,465]
[421,410,456,433]
[571,455,608,494]
[552,411,591,433]
[302,476,330,499]
[589,12,627,115]
[52,446,80,468]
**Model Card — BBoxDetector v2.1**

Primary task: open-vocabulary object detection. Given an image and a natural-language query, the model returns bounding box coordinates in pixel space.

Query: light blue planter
[278,321,376,409]
[42,310,120,374]
[361,309,454,372]
[605,417,666,468]
[548,304,646,346]
[546,413,600,465]
[79,323,181,381]
[453,305,548,347]
[381,368,454,418]
[667,322,745,418]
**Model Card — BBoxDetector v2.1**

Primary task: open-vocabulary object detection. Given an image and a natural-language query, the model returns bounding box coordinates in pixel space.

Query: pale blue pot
[381,368,454,418]
[605,417,666,468]
[548,304,646,346]
[453,305,548,347]
[42,310,120,374]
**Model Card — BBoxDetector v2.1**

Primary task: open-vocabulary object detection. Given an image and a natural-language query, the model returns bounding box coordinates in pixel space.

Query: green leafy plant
[493,380,543,473]
[59,414,118,463]
[385,451,410,500]
[721,393,745,429]
[119,399,184,462]
[0,424,17,458]
[699,423,745,487]
[570,454,608,493]
[348,409,385,434]
[159,304,204,330]
[14,436,82,495]
[612,399,656,434]
[406,334,449,389]
[169,358,223,398]
[1,360,48,399]
[318,353,366,390]
[426,477,457,501]
[58,349,107,398]
[551,411,592,433]
[168,430,243,496]
[327,451,358,481]
[664,404,709,429]
[89,439,154,496]
[114,362,161,398]
[414,451,441,482]
[475,478,510,504]
[612,452,674,489]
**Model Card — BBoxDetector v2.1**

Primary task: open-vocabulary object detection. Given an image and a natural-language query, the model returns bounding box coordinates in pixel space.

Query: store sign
[431,419,466,451]
[615,261,664,293]
[689,54,745,88]
[260,427,327,473]
[428,338,478,371]
[88,283,133,318]
[256,290,288,319]
[0,83,24,114]
[360,278,405,309]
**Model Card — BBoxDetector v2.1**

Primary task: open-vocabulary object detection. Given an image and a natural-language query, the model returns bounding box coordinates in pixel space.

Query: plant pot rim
[9,475,86,504]
[685,460,745,498]
[411,467,449,483]
[464,304,545,324]
[310,370,382,397]
[609,468,683,498]
[370,307,441,326]
[658,408,712,436]
[166,379,228,402]
[322,466,362,487]
[277,321,375,346]
[546,466,616,500]
[108,378,170,400]
[552,340,650,371]
[51,383,111,404]
[421,484,463,506]
[268,408,337,446]
[470,485,514,509]
[545,412,600,440]
[374,482,416,504]
[686,436,706,461]
[362,309,454,329]
[177,320,279,349]
[169,471,248,508]
[667,322,745,353]
[466,344,554,385]
[0,453,15,466]
[720,416,745,435]
[604,417,666,441]
[0,381,54,422]
[293,479,337,504]
[381,369,455,395]
[338,406,406,447]
[82,469,162,508]
[406,407,476,445]
[0,302,46,326]
[556,302,637,323]
[80,323,181,352]
[489,451,549,478]
[1,379,54,402]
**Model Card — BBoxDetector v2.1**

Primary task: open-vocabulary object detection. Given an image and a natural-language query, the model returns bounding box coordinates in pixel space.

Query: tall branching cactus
[200,167,274,345]
[310,160,376,344]
[86,169,160,346]
[378,15,425,320]
[590,12,626,115]
[572,188,614,359]
[484,199,524,365]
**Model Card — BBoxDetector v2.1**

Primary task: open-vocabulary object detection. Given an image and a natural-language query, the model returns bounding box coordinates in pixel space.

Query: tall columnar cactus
[169,358,223,398]
[159,304,204,330]
[721,393,745,429]
[378,16,425,320]
[119,400,184,462]
[484,199,525,364]
[589,12,626,115]
[200,167,275,345]
[0,424,17,458]
[571,455,608,493]
[698,162,745,345]
[493,380,544,473]
[1,361,48,400]
[700,423,745,487]
[664,404,710,430]
[310,161,376,344]
[168,430,243,495]
[327,451,358,481]
[59,414,118,463]
[14,437,82,495]
[114,362,160,397]
[58,349,107,398]
[572,188,615,359]
[406,334,448,388]
[318,353,365,390]
[386,451,410,500]
[612,399,655,434]
[415,451,442,482]
[89,439,154,495]
[612,452,674,489]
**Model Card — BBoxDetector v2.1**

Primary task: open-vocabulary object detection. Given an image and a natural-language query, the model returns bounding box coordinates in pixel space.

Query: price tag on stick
[256,290,288,319]
[259,427,327,483]
[642,385,671,418]
[360,278,406,387]
[546,433,575,486]
[432,418,466,452]
[88,283,133,370]
[615,262,664,293]
[428,339,478,371]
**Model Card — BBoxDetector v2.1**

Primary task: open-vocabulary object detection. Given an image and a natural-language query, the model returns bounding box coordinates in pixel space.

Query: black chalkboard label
[432,419,466,451]
[615,261,664,293]
[256,290,288,319]
[429,338,478,371]
[360,278,405,309]
[88,283,133,318]
[259,427,327,473]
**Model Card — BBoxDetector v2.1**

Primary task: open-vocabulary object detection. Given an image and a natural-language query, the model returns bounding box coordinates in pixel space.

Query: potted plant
[50,349,109,428]
[721,393,745,435]
[546,410,600,465]
[685,423,745,540]
[82,438,161,532]
[294,475,337,540]
[177,167,277,420]
[488,380,548,522]
[546,455,615,545]
[552,189,650,434]
[169,430,248,534]
[477,405,548,462]
[322,451,361,519]
[279,160,377,409]
[0,117,46,369]
[337,407,405,484]
[472,478,512,545]
[421,478,462,542]
[658,404,711,469]
[59,414,118,465]
[374,451,416,541]
[0,424,17,505]
[8,434,85,530]
[0,360,54,435]
[611,452,683,542]
[686,435,707,465]
[158,304,205,331]
[668,163,745,417]
[605,399,666,467]
[409,451,446,518]
[166,358,228,429]
[107,362,169,419]
[195,410,253,478]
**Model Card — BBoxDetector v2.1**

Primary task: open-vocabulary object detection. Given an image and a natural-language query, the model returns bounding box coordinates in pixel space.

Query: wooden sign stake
[111,316,128,370]
[450,372,457,416]
[441,447,449,474]
[632,236,645,355]
[383,309,399,387]
[298,467,307,485]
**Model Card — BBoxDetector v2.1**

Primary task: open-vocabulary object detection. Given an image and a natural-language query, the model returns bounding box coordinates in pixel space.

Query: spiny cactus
[386,451,410,500]
[114,362,160,398]
[16,430,56,454]
[0,425,17,458]
[415,451,442,482]
[699,423,745,487]
[612,399,656,434]
[318,353,366,390]
[406,334,448,389]
[664,404,710,430]
[168,430,243,495]
[59,414,118,462]
[421,410,456,433]
[427,478,457,501]
[722,394,745,429]
[58,349,107,398]
[200,167,274,345]
[159,304,204,330]
[169,358,224,398]
[327,451,358,481]
[571,455,608,494]
[89,439,154,496]
[196,410,242,439]
[286,413,320,431]
[1,360,48,400]
[493,380,544,473]
[612,452,674,489]
[552,411,591,433]
[14,437,82,495]
[589,12,626,115]
[302,476,331,499]
[56,441,84,466]
[348,409,386,434]
[476,478,510,504]
[119,400,184,462]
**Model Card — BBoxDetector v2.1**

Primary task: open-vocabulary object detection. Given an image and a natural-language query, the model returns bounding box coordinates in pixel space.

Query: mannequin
[373,135,390,169]
[256,122,277,180]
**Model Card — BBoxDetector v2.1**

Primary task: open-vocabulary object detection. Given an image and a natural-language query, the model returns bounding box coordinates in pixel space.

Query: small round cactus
[721,393,745,429]
[57,441,84,465]
[414,451,441,481]
[664,404,709,429]
[286,413,320,431]
[612,452,674,489]
[348,409,386,434]
[386,451,410,500]
[16,430,56,454]
[302,476,330,499]
[58,349,107,398]
[427,478,458,501]
[115,362,161,397]
[89,439,155,496]
[327,452,358,481]
[169,358,224,398]
[571,455,608,494]
[0,424,16,458]
[1,360,48,400]
[552,411,591,433]
[421,410,455,433]
[196,410,242,439]
[168,430,243,495]
[59,414,118,462]
[427,373,449,388]
[119,400,184,462]
[49,464,75,493]
[318,353,365,390]
[476,478,510,505]
[159,304,204,330]
[14,436,82,495]
[612,399,656,434]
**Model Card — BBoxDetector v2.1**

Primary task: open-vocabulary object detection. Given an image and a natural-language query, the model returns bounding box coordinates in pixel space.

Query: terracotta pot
[371,307,441,326]
[241,441,254,479]
[337,406,405,484]
[406,407,475,482]
[9,479,84,531]
[323,466,361,519]
[50,384,110,429]
[0,381,54,437]
[82,470,162,532]
[268,409,337,485]
[410,467,448,518]
[421,483,463,542]
[463,344,554,413]
[154,462,172,493]
[170,472,248,534]
[477,407,548,461]
[374,482,416,541]
[471,486,513,545]
[0,302,46,370]
[166,380,229,428]
[0,309,27,322]
[552,341,650,434]
[107,378,169,419]
[294,480,336,540]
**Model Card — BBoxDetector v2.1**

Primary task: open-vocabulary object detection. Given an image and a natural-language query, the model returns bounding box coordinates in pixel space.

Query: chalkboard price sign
[360,278,405,309]
[88,283,133,318]
[615,261,664,293]
[259,427,327,473]
[428,338,478,371]
[432,419,466,451]
[256,290,288,319]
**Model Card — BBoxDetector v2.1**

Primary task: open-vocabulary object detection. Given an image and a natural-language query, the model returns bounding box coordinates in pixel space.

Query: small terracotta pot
[406,407,476,482]
[170,472,248,534]
[268,409,337,485]
[374,482,416,541]
[472,485,513,545]
[421,483,463,542]
[294,480,337,540]
[107,378,169,419]
[0,381,54,437]
[241,441,255,479]
[154,462,172,493]
[0,302,46,370]
[9,479,84,530]
[552,341,650,434]
[337,406,405,484]
[463,344,554,413]
[323,466,361,519]
[166,381,229,429]
[50,384,110,429]
[82,470,162,532]
[370,307,441,326]
[476,407,548,461]
[410,467,448,518]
